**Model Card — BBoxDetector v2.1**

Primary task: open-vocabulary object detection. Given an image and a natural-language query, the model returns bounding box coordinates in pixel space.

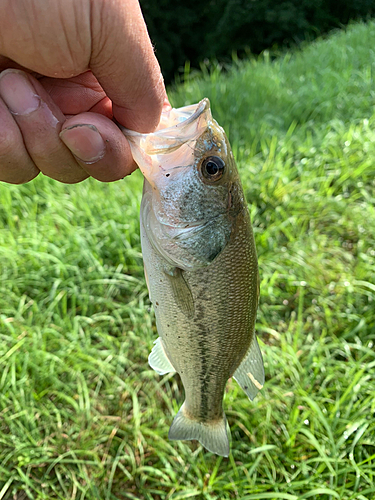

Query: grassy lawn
[1,20,375,500]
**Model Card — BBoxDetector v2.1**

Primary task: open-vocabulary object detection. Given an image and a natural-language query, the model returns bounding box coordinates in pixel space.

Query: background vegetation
[1,19,375,500]
[140,0,375,82]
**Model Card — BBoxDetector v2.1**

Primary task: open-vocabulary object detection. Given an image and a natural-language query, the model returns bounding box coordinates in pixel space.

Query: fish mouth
[119,99,212,157]
[119,99,213,185]
[121,98,210,138]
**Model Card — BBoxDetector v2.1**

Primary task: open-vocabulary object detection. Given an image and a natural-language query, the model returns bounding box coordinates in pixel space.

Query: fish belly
[141,197,258,456]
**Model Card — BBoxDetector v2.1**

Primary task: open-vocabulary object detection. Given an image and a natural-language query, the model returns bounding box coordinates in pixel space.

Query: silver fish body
[122,99,264,456]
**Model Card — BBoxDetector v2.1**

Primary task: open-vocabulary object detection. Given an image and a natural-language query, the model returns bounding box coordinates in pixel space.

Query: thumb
[89,0,165,132]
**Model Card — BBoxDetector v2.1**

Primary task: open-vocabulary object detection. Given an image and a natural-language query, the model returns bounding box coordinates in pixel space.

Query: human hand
[0,0,166,184]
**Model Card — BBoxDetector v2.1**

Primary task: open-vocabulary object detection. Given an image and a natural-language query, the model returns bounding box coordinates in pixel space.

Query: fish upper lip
[120,99,210,138]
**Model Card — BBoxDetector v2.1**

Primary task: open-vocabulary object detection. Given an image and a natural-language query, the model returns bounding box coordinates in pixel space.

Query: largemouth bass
[122,99,264,457]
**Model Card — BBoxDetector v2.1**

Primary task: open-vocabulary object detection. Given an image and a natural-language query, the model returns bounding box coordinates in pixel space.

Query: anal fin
[148,337,176,375]
[233,335,264,401]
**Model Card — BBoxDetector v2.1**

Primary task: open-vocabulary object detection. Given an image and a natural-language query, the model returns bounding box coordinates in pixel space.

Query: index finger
[89,0,166,133]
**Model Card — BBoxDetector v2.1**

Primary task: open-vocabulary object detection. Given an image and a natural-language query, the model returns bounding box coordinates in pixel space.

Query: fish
[121,98,264,457]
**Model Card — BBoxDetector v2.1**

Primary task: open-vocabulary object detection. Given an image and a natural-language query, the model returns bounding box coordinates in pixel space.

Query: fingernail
[0,69,40,115]
[60,125,106,164]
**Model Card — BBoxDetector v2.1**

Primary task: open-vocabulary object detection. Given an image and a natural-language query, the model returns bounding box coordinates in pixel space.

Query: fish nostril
[166,173,170,177]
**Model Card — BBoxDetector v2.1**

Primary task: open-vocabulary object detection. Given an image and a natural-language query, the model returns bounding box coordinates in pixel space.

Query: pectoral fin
[168,267,195,319]
[148,337,176,375]
[233,335,264,401]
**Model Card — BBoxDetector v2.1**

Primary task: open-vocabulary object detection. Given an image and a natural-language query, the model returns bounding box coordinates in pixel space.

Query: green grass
[1,19,375,500]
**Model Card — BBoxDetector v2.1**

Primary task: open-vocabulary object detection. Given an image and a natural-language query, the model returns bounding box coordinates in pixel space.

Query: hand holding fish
[0,0,165,184]
[0,0,265,458]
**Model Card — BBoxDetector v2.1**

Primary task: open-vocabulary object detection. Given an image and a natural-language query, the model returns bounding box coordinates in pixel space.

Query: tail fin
[168,403,230,457]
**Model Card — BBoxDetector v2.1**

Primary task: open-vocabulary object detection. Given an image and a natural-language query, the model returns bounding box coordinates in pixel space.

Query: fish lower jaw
[160,219,208,231]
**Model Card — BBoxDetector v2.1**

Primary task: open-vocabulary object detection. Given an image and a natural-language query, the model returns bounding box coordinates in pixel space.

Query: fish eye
[201,156,225,182]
